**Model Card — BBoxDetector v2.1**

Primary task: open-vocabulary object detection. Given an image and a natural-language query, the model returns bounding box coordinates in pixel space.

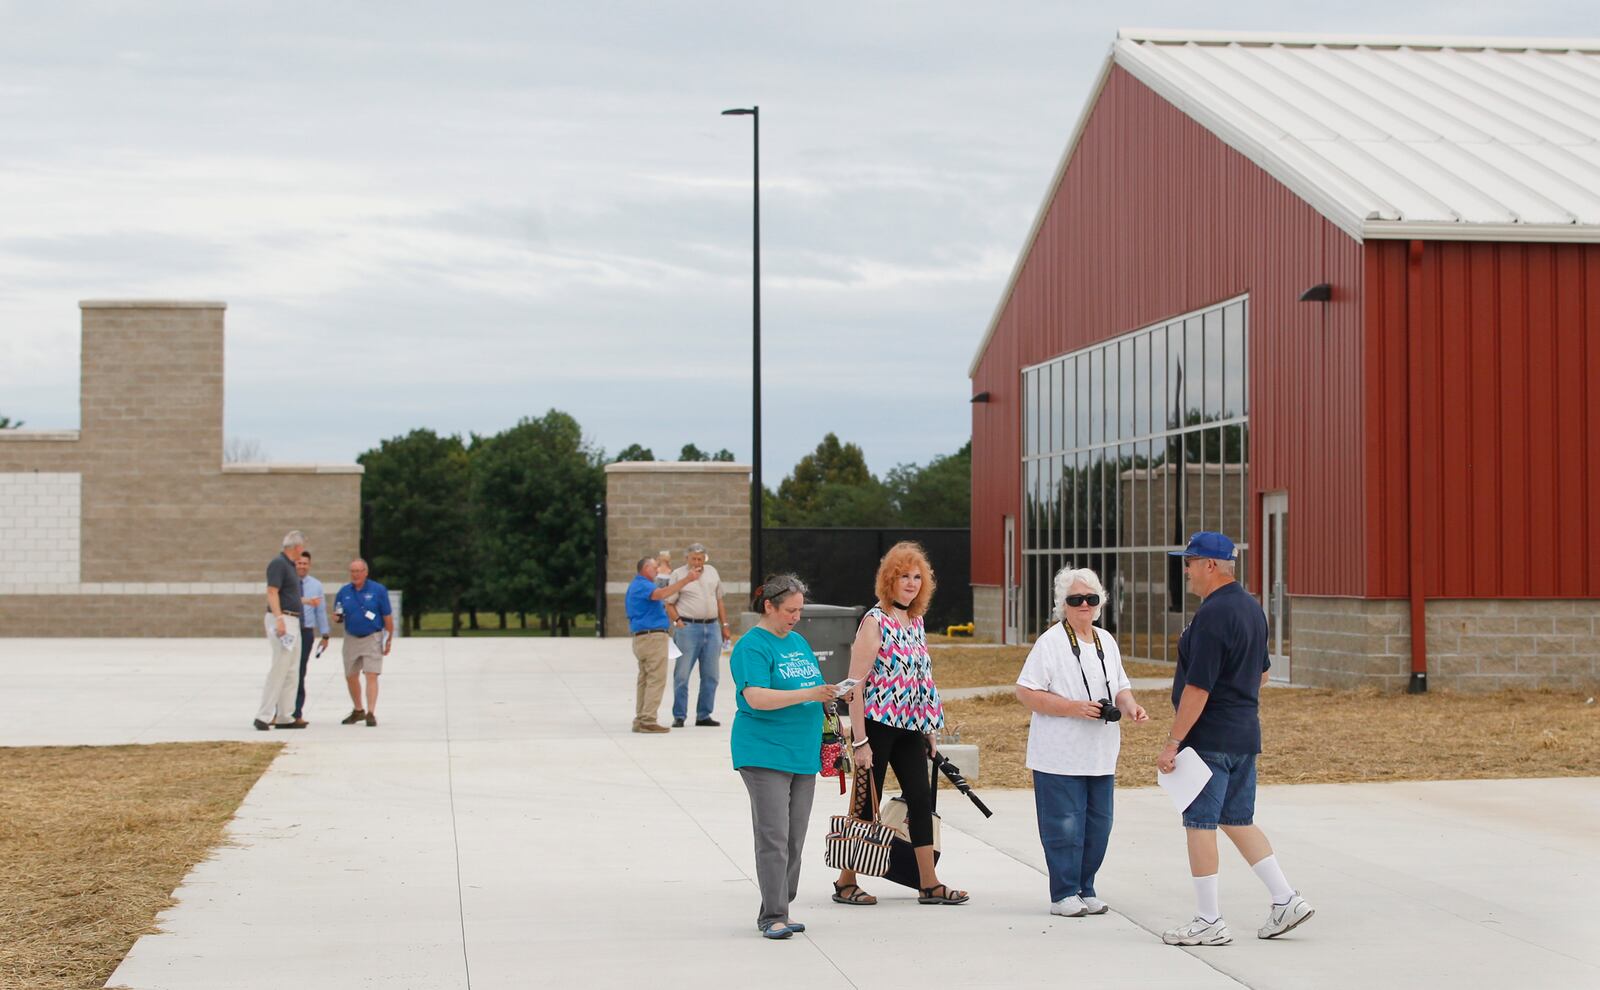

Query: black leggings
[853,719,935,848]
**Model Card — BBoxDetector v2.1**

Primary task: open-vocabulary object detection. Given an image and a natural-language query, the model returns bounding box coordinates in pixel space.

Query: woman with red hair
[832,541,968,907]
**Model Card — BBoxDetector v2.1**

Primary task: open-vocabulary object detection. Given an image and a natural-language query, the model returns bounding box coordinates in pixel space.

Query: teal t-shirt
[730,626,825,774]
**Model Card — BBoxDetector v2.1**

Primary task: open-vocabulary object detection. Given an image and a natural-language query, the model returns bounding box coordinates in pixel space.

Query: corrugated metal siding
[1364,240,1600,598]
[971,66,1367,596]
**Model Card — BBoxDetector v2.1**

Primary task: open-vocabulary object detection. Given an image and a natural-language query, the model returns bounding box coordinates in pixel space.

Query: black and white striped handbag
[823,770,895,877]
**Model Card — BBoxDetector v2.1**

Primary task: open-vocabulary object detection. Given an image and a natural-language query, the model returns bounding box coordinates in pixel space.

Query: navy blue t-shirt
[1172,581,1271,754]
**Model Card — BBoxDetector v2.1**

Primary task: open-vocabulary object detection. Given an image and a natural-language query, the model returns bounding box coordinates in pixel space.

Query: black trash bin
[792,604,866,684]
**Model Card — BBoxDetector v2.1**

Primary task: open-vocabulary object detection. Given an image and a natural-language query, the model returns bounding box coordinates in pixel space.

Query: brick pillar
[604,462,751,636]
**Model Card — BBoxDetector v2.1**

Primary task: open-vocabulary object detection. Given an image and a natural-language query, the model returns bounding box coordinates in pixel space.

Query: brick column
[604,462,751,637]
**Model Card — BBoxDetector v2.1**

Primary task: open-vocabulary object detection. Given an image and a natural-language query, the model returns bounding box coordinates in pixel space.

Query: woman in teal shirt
[732,573,842,940]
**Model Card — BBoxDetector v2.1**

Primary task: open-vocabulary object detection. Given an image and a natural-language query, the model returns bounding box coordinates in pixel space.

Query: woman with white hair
[1015,565,1148,917]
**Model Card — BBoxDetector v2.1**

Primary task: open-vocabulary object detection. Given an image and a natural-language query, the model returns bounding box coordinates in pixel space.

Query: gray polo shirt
[266,553,302,616]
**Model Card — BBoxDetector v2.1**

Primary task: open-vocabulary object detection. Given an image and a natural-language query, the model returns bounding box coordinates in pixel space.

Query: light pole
[722,105,762,596]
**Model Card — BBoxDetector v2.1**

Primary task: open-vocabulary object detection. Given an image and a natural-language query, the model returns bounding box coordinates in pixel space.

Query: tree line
[359,417,970,635]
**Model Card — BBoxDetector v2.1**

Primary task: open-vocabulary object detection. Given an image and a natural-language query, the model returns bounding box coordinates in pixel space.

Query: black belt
[633,629,669,636]
[269,611,301,617]
[680,617,718,624]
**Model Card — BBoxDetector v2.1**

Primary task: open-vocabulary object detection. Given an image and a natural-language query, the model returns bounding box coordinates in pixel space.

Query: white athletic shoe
[1080,896,1109,915]
[1258,892,1314,939]
[1162,916,1233,946]
[1051,895,1088,917]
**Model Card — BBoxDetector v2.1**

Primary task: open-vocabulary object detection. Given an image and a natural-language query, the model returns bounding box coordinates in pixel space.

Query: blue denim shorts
[1182,750,1257,829]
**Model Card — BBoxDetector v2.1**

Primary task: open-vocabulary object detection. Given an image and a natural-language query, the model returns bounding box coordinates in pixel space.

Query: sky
[1,1,1593,480]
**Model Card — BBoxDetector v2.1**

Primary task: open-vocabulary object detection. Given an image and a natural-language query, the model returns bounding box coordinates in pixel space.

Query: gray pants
[739,766,817,930]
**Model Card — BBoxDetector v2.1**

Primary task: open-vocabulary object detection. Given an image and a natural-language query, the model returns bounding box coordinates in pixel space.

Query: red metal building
[969,30,1600,689]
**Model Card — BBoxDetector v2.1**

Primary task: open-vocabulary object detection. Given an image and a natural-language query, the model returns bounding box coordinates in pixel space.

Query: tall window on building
[1019,296,1248,659]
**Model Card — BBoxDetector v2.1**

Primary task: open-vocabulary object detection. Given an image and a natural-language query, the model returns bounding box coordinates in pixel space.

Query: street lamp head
[721,107,756,116]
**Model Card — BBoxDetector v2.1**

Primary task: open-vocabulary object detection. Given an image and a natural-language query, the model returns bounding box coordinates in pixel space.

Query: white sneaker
[1258,892,1314,938]
[1051,895,1088,917]
[1162,916,1233,946]
[1080,896,1109,915]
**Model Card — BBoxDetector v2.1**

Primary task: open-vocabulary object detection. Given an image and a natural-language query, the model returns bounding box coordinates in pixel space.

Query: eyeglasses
[1064,594,1101,607]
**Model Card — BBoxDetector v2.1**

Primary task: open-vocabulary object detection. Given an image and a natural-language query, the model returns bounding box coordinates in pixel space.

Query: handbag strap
[929,751,940,814]
[851,765,881,823]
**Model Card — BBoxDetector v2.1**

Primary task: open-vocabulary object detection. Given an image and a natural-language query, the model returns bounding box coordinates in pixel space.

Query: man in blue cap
[1157,531,1314,947]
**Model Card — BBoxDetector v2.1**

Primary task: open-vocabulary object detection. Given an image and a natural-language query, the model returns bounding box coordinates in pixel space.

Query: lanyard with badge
[1062,622,1121,723]
[345,585,378,625]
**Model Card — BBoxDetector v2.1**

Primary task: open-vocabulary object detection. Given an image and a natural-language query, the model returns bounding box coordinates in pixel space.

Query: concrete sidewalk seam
[441,646,475,990]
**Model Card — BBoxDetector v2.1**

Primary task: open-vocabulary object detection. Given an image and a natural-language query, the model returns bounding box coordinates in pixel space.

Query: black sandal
[918,884,969,905]
[832,882,877,905]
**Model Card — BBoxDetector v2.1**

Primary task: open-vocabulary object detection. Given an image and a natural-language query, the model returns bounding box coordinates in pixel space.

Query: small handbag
[819,705,843,779]
[823,769,895,877]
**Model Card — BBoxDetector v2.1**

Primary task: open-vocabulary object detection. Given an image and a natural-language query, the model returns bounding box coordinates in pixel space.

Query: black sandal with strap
[832,882,877,905]
[918,884,970,905]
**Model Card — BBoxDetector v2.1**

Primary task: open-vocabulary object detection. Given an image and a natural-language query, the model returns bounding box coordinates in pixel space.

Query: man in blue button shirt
[626,555,702,733]
[1157,532,1314,947]
[293,550,331,723]
[333,558,393,727]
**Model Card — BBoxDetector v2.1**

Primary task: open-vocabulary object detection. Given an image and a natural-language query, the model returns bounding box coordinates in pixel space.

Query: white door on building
[1004,516,1019,645]
[1261,492,1290,682]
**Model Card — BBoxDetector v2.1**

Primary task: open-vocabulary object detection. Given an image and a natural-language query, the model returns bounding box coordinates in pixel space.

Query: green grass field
[410,613,598,637]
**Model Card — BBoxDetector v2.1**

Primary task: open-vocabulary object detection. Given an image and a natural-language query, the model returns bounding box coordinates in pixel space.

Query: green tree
[773,433,878,523]
[885,441,971,527]
[614,443,654,462]
[679,443,736,462]
[472,410,604,635]
[358,429,473,633]
[0,415,22,429]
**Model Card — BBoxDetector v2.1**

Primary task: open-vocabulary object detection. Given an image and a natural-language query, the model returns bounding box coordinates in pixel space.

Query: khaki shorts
[342,632,385,675]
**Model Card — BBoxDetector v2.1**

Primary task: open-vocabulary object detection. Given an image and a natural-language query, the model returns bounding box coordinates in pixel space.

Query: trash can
[793,604,866,684]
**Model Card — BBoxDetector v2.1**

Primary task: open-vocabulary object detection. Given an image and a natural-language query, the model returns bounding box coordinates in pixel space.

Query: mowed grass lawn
[945,687,1600,789]
[0,742,281,990]
[411,612,597,637]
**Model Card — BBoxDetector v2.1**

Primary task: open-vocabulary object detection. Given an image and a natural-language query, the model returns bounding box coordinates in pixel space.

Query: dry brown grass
[932,644,1173,689]
[0,742,282,990]
[945,687,1600,790]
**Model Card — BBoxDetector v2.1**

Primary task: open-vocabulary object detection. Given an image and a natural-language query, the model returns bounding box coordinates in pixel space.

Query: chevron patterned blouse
[860,606,944,732]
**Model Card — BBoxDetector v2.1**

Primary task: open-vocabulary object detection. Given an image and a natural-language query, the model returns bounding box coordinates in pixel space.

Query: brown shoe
[341,709,366,725]
[364,713,377,727]
[635,723,669,734]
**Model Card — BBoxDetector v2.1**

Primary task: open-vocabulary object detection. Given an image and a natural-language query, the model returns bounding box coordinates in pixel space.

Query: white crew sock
[1192,874,1220,922]
[1251,855,1295,905]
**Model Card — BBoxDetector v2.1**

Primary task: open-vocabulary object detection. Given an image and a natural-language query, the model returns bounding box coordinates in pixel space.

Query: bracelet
[851,738,870,749]
[1167,736,1183,746]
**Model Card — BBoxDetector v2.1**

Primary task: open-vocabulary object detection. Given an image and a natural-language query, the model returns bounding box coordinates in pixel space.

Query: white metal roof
[970,30,1600,375]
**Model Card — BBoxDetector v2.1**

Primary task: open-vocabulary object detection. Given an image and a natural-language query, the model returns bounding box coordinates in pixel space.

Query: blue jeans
[1033,770,1114,903]
[672,622,721,721]
[1182,750,1257,829]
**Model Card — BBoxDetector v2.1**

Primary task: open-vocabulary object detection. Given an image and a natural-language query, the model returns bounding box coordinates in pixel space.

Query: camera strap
[1063,622,1112,702]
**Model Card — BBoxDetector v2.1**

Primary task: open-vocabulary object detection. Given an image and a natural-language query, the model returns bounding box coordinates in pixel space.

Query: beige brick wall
[972,584,1002,643]
[604,462,751,637]
[0,301,361,637]
[1290,596,1600,690]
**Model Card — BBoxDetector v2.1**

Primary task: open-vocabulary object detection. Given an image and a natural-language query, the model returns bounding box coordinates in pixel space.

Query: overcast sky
[1,1,1592,479]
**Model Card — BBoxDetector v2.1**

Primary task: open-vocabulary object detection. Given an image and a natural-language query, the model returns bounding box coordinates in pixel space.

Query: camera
[1096,699,1122,723]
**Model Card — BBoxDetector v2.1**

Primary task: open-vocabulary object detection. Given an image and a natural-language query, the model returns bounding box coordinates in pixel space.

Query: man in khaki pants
[625,556,700,732]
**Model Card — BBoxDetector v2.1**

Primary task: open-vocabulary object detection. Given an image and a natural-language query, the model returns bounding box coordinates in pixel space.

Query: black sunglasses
[1064,593,1101,607]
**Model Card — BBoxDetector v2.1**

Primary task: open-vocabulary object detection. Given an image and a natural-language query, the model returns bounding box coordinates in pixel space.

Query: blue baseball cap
[1168,531,1237,560]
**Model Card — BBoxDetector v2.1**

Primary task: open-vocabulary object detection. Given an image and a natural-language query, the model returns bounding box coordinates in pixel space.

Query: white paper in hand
[667,638,683,661]
[1157,748,1214,813]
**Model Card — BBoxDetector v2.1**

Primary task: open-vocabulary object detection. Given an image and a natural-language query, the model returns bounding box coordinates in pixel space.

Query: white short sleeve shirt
[1016,622,1133,777]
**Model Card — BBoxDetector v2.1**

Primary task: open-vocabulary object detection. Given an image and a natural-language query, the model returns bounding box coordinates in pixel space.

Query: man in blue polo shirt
[626,555,702,733]
[333,558,393,727]
[1157,532,1314,947]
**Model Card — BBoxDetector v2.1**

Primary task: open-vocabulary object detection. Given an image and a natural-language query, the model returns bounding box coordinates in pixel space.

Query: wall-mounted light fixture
[1298,283,1332,303]
[970,391,991,403]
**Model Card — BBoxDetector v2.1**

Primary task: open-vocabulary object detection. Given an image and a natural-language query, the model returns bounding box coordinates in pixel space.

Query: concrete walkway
[2,637,1595,989]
